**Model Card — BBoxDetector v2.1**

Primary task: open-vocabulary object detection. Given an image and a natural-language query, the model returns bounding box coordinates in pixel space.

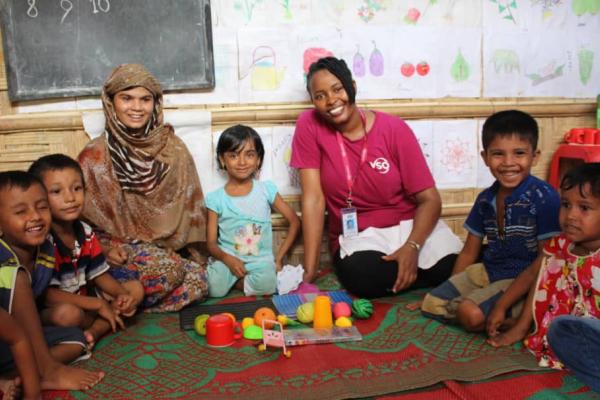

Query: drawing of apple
[416,61,430,76]
[400,62,415,77]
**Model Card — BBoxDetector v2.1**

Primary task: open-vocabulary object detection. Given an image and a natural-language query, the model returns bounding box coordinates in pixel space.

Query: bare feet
[0,377,19,400]
[487,324,528,348]
[41,363,104,391]
[405,301,422,311]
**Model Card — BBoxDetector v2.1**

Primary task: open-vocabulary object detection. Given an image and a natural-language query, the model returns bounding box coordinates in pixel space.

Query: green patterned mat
[44,274,544,400]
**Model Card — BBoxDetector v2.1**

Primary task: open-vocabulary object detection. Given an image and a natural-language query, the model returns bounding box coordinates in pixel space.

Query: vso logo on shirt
[369,157,390,174]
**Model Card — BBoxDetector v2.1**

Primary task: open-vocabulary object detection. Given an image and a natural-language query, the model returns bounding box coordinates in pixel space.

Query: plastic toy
[254,307,277,329]
[194,314,210,336]
[277,314,302,327]
[313,295,333,329]
[243,325,263,340]
[257,319,292,358]
[241,317,255,329]
[335,316,352,327]
[333,302,352,319]
[296,302,314,323]
[352,299,374,319]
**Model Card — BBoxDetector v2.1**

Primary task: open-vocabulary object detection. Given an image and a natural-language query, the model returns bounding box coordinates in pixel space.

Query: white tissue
[277,264,304,295]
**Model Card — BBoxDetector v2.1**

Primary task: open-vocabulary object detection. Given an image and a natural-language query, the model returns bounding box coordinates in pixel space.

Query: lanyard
[336,109,368,207]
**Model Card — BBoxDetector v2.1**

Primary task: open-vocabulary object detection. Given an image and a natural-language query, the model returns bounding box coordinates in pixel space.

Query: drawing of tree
[490,0,517,24]
[234,0,265,23]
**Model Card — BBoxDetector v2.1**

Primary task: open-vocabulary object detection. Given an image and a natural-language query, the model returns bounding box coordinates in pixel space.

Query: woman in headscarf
[78,64,208,312]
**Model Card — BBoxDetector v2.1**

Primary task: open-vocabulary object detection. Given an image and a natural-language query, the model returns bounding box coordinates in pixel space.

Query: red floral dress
[525,234,600,368]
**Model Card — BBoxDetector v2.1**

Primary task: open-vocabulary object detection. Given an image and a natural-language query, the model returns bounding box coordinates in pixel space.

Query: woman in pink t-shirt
[291,57,461,298]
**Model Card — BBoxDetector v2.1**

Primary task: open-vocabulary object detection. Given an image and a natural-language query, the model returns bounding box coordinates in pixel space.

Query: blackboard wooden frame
[0,0,215,101]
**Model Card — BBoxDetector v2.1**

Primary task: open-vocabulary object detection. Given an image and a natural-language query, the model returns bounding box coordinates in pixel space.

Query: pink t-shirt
[291,109,434,253]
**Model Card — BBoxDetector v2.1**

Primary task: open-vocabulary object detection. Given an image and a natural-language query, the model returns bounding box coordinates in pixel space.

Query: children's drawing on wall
[439,138,475,174]
[491,49,520,73]
[386,26,438,97]
[352,41,385,77]
[450,49,470,82]
[249,46,286,91]
[352,45,366,77]
[439,29,481,97]
[532,0,565,20]
[572,0,600,24]
[402,0,440,24]
[490,0,518,24]
[400,61,431,77]
[234,0,265,23]
[406,120,433,171]
[369,41,384,76]
[432,120,478,189]
[238,28,307,102]
[578,47,594,84]
[304,47,335,78]
[271,126,300,195]
[526,60,565,86]
[358,0,387,22]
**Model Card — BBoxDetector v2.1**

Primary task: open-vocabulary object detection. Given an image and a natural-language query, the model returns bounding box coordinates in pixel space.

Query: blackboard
[0,0,214,101]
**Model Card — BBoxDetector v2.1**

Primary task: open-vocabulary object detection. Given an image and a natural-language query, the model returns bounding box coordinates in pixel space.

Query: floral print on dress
[526,234,600,368]
[234,223,262,256]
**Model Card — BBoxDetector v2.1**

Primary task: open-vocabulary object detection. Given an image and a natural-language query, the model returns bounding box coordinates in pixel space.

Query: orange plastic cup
[313,295,333,329]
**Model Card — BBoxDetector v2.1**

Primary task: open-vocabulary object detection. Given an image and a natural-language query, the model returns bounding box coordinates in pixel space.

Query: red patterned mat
[379,370,600,399]
[43,287,550,400]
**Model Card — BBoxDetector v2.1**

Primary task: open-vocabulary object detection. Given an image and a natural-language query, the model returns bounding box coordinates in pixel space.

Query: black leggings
[333,250,457,299]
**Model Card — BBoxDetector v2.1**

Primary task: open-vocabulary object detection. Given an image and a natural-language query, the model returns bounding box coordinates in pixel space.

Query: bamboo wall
[0,32,596,267]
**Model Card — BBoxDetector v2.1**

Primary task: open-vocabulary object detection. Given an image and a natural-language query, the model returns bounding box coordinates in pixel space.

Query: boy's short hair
[481,110,538,151]
[560,162,600,199]
[0,170,45,195]
[28,154,85,186]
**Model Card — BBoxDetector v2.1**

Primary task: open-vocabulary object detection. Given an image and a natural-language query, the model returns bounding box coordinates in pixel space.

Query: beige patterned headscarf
[79,64,206,249]
[102,64,170,194]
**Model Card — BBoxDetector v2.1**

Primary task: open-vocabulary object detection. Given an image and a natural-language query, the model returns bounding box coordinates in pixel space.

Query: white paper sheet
[432,120,479,189]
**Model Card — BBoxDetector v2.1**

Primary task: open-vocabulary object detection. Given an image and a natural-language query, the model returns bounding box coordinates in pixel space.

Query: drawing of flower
[440,138,474,174]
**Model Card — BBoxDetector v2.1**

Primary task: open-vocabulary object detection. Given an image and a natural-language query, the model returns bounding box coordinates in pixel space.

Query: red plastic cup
[206,314,242,347]
[596,129,600,145]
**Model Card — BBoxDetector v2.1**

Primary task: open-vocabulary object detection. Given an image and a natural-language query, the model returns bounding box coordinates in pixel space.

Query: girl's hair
[28,154,85,187]
[216,125,264,170]
[306,57,356,104]
[560,162,600,199]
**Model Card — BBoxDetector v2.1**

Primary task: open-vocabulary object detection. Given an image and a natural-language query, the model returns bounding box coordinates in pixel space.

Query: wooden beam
[0,99,595,132]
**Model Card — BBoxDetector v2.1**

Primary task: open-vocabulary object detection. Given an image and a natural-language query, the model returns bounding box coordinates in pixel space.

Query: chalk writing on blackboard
[0,0,215,101]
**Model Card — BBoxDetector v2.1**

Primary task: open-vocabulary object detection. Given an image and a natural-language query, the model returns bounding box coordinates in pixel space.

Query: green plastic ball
[352,299,373,319]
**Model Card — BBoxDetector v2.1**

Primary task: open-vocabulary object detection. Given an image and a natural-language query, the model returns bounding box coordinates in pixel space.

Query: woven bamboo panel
[0,30,6,91]
[0,129,90,172]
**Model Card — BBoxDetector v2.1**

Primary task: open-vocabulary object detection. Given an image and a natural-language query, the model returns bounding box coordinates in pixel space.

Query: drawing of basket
[251,46,286,91]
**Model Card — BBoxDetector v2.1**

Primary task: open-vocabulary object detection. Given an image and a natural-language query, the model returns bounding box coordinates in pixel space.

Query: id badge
[341,207,358,238]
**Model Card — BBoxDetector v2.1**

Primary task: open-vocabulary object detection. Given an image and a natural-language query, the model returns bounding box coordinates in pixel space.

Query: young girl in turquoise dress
[206,125,300,297]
